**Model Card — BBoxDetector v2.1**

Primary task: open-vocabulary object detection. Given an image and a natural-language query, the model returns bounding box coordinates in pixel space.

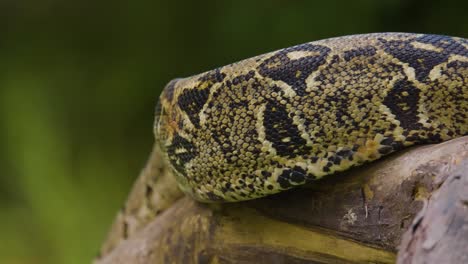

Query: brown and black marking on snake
[276,166,315,189]
[258,43,331,96]
[382,79,422,131]
[165,134,197,177]
[155,33,468,202]
[177,88,210,128]
[176,69,227,128]
[263,98,312,159]
[343,45,377,61]
[380,34,467,82]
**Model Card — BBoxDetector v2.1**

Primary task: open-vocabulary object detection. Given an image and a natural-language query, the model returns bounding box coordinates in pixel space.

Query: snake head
[154,78,208,200]
[154,71,261,202]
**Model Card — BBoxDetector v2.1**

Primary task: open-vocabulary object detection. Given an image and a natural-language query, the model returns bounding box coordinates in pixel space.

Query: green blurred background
[0,0,466,263]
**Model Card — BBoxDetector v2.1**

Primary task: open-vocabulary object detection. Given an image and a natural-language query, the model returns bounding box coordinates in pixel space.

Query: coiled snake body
[155,33,467,202]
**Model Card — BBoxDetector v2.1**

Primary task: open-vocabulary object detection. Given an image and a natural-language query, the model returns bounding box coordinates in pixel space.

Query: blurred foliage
[0,0,466,263]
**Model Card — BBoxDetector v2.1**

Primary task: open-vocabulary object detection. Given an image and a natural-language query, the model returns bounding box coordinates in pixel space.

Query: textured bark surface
[96,136,468,264]
[98,145,183,256]
[397,155,468,264]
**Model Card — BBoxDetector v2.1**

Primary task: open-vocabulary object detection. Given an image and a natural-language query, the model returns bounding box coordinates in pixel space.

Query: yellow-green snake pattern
[154,33,467,202]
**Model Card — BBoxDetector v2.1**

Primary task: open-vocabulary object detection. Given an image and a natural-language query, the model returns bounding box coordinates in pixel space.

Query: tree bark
[397,154,468,264]
[96,136,468,264]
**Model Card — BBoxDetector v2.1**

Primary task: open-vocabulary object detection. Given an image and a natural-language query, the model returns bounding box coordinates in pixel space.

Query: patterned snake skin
[154,33,468,202]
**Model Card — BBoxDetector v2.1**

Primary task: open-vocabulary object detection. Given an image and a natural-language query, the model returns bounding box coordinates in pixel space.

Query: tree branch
[96,137,468,263]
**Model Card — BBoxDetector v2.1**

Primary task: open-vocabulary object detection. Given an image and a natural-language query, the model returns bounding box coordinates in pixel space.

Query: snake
[154,33,467,203]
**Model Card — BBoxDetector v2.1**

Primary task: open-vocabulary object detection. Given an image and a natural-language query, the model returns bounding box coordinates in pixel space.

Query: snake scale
[154,33,467,203]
